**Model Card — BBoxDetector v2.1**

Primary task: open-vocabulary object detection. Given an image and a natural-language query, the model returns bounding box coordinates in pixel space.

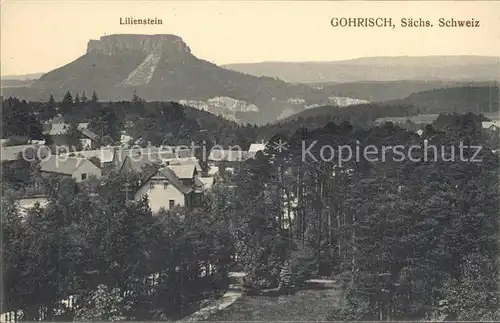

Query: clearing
[205,280,342,321]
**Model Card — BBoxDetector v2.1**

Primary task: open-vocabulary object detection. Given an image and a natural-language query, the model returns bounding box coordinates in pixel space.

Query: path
[175,272,245,322]
[204,274,341,322]
[177,272,340,322]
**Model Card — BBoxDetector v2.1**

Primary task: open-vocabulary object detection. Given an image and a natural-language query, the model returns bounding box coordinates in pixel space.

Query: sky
[1,0,500,76]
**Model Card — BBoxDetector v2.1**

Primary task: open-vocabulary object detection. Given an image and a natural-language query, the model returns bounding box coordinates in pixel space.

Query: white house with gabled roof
[134,164,214,213]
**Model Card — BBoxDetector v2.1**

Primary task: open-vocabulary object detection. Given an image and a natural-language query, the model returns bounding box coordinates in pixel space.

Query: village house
[17,195,50,217]
[482,120,500,131]
[197,176,215,190]
[134,164,214,213]
[79,128,100,149]
[482,121,500,140]
[60,146,115,168]
[40,155,102,182]
[165,156,203,172]
[43,122,100,149]
[43,121,89,136]
[247,142,267,159]
[1,144,51,162]
[208,149,248,175]
[114,146,196,174]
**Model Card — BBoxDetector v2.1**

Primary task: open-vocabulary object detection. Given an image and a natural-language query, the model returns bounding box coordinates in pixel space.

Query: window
[150,181,155,189]
[164,182,168,189]
[81,173,87,180]
[169,200,175,209]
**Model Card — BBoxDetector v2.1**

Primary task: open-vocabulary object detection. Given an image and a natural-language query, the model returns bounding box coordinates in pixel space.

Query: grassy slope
[205,283,342,321]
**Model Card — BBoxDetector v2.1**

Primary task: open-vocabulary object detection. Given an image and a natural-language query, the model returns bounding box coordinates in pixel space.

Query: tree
[49,93,56,105]
[73,285,128,321]
[441,254,500,321]
[132,91,141,103]
[1,151,41,192]
[232,155,289,292]
[91,91,99,103]
[66,122,82,151]
[1,97,44,139]
[2,191,28,318]
[41,94,57,120]
[60,91,74,116]
[88,107,122,143]
[81,90,88,104]
[62,91,73,105]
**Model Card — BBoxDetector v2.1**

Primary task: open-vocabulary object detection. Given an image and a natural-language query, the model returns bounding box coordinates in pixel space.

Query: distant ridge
[1,73,44,81]
[223,56,500,83]
[227,55,499,65]
[282,84,500,122]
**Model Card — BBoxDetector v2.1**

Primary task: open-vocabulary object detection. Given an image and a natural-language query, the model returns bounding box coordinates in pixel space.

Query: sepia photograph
[1,0,499,321]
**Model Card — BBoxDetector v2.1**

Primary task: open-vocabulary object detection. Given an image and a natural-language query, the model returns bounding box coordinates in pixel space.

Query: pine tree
[91,90,98,103]
[66,121,82,151]
[132,90,140,103]
[74,93,80,105]
[41,94,57,120]
[62,90,73,105]
[59,91,74,116]
[48,94,55,106]
[81,90,88,104]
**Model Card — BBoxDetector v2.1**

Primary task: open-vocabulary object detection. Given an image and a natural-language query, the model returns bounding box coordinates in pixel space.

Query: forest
[1,93,500,321]
[3,173,234,321]
[232,116,499,321]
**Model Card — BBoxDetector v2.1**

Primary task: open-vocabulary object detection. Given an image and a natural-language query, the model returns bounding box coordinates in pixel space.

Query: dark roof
[119,152,175,174]
[80,128,100,140]
[168,164,196,179]
[114,147,178,172]
[194,177,206,193]
[140,166,193,195]
[116,146,200,174]
[159,167,193,194]
[112,148,131,170]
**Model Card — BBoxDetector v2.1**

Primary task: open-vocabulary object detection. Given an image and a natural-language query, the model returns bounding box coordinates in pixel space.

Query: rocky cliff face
[328,96,369,107]
[85,34,193,86]
[179,96,260,123]
[86,34,191,57]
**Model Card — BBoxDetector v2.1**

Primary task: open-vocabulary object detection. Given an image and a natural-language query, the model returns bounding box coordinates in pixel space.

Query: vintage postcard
[1,0,499,322]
